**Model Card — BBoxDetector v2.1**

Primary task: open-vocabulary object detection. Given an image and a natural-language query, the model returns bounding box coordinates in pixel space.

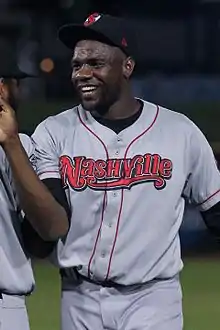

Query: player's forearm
[2,135,69,241]
[21,218,56,258]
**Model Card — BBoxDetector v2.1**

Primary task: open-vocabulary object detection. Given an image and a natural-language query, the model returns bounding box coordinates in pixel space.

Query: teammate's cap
[0,68,34,80]
[58,13,136,58]
[0,47,36,79]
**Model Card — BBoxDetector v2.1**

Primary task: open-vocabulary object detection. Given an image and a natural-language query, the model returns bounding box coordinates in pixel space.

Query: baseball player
[0,58,35,330]
[1,13,220,330]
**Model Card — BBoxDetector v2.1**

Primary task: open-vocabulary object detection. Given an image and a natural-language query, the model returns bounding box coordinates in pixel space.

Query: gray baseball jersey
[0,134,35,295]
[32,100,220,285]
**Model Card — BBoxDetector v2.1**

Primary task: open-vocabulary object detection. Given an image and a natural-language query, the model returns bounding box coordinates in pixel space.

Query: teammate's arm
[0,97,69,241]
[22,178,70,258]
[21,219,56,258]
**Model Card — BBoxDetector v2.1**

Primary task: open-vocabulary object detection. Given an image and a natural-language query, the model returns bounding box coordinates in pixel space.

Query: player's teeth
[82,86,96,92]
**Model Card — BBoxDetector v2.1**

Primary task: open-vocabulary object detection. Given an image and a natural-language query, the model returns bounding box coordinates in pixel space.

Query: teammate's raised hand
[0,96,18,145]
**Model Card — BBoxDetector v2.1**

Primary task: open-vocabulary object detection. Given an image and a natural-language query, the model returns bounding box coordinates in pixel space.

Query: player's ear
[0,78,9,100]
[122,57,135,79]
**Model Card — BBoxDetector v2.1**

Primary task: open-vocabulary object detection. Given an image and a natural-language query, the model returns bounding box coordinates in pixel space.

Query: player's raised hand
[0,96,18,145]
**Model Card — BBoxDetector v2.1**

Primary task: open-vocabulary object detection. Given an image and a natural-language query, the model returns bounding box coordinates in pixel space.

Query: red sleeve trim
[198,188,220,206]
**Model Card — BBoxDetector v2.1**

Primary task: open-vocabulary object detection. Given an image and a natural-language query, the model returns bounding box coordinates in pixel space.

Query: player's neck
[102,95,139,120]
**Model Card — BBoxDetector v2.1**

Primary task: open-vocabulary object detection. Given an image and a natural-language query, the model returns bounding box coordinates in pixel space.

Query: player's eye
[71,62,81,71]
[89,60,105,69]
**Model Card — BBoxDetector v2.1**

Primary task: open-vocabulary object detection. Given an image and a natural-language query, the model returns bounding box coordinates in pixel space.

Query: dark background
[1,2,220,329]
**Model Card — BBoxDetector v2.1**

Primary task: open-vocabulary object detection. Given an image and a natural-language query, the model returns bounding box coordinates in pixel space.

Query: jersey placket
[91,135,124,281]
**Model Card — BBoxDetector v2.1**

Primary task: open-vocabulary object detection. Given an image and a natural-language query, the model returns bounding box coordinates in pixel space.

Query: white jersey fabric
[0,134,35,294]
[31,100,220,285]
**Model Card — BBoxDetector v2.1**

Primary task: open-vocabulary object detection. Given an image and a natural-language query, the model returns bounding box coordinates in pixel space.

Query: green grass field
[26,259,220,330]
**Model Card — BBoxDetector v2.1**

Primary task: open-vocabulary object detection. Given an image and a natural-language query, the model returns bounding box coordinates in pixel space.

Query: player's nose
[72,64,93,82]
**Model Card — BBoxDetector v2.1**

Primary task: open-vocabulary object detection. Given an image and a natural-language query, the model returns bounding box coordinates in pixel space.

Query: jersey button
[108,222,112,228]
[117,137,121,142]
[101,251,106,258]
[115,150,119,155]
[113,192,117,197]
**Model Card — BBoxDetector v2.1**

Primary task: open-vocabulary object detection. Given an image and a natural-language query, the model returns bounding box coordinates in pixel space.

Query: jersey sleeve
[183,122,220,211]
[19,133,36,169]
[31,118,61,180]
[3,134,36,182]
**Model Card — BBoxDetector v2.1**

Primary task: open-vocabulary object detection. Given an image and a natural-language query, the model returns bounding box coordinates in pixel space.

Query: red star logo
[84,13,101,27]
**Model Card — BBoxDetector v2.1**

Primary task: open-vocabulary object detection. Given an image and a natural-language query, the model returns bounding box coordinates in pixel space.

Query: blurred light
[40,58,54,73]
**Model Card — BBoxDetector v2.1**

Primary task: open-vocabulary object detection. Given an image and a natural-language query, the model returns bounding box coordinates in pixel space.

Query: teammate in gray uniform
[0,58,35,330]
[1,13,220,330]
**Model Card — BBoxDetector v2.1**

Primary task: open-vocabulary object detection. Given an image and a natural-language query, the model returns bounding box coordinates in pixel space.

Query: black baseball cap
[0,47,35,79]
[58,13,136,58]
[0,68,34,80]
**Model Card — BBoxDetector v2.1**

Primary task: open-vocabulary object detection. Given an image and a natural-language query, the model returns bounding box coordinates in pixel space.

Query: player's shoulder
[143,99,190,124]
[41,105,79,128]
[32,105,79,139]
[0,134,33,169]
[142,99,200,134]
[19,133,32,147]
[18,133,35,160]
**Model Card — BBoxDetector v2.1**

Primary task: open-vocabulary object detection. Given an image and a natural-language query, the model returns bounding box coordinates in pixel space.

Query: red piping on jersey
[105,104,160,280]
[105,189,124,280]
[77,107,109,278]
[77,105,159,280]
[198,188,220,206]
[87,191,107,277]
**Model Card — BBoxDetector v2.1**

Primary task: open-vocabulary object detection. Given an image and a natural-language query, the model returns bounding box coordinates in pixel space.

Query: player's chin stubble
[80,85,121,115]
[82,98,115,116]
[80,92,108,114]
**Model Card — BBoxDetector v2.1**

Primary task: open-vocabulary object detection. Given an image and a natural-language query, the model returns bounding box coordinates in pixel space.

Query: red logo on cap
[84,13,101,27]
[121,37,128,47]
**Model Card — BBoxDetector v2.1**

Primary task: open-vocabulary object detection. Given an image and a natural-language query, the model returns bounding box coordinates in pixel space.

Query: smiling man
[71,39,135,118]
[0,13,220,330]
